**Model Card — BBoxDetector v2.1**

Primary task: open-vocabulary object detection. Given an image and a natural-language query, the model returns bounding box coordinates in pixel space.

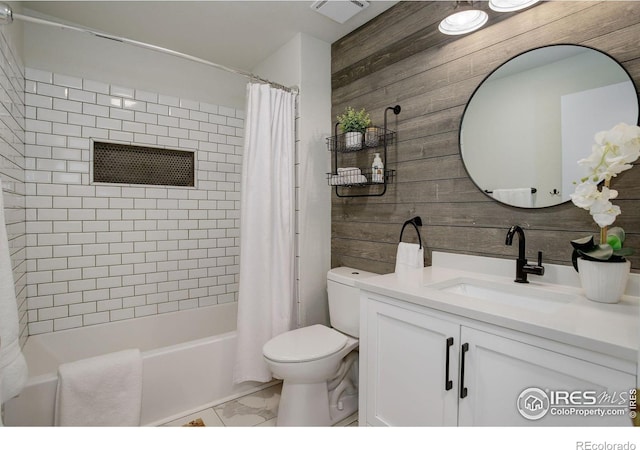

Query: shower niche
[93,141,195,187]
[326,105,401,198]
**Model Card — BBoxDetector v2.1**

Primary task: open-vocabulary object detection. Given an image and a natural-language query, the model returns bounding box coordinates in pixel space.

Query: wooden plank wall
[331,1,640,274]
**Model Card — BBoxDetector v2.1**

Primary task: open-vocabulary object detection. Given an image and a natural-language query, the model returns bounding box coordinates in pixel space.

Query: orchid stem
[600,227,607,246]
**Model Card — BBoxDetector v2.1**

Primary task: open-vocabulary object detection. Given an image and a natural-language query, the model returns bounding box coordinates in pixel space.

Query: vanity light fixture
[489,0,539,12]
[438,1,488,36]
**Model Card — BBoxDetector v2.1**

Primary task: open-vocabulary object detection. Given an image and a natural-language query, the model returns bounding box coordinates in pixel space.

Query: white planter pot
[344,131,363,151]
[577,258,631,304]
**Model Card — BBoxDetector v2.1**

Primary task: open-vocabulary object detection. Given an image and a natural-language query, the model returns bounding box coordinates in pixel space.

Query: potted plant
[337,106,371,151]
[569,122,640,303]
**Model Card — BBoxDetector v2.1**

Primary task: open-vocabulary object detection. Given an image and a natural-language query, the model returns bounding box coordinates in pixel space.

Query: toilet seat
[263,324,348,363]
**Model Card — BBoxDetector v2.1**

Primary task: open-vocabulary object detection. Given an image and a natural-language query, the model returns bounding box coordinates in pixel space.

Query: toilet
[262,267,377,426]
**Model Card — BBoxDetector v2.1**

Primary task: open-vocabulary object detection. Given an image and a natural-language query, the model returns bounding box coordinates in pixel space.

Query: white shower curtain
[233,83,296,384]
[0,186,28,418]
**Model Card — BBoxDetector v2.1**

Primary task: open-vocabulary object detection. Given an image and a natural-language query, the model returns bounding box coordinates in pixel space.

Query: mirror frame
[459,43,640,209]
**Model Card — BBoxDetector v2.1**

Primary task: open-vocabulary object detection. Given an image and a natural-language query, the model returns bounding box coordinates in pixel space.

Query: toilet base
[275,352,359,427]
[276,380,358,426]
[276,381,331,426]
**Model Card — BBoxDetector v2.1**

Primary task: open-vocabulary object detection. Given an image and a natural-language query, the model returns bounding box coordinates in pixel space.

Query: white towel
[330,168,368,186]
[0,187,28,405]
[55,349,143,426]
[395,242,424,273]
[330,175,368,185]
[337,167,360,174]
[492,188,533,208]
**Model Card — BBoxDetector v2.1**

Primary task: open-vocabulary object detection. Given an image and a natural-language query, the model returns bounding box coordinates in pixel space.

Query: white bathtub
[3,302,266,426]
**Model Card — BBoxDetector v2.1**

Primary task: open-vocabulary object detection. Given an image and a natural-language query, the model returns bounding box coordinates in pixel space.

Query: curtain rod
[3,7,299,95]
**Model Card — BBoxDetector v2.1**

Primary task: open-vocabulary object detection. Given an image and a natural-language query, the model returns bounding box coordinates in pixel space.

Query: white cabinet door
[458,326,636,426]
[364,299,460,426]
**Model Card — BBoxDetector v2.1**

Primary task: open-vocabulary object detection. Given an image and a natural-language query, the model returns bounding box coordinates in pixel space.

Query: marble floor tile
[256,417,277,427]
[162,407,224,427]
[160,382,359,427]
[334,412,358,427]
[213,383,282,427]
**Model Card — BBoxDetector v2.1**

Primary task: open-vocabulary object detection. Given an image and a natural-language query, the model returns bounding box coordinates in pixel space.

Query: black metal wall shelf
[326,105,401,198]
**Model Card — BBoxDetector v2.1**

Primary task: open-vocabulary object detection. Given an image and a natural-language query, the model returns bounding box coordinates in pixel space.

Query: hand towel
[330,175,367,186]
[395,242,424,273]
[337,167,361,174]
[330,172,368,186]
[492,188,533,208]
[337,167,365,185]
[54,349,143,426]
[0,187,28,405]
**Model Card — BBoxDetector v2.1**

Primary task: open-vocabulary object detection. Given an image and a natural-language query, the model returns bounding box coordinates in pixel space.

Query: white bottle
[372,153,384,183]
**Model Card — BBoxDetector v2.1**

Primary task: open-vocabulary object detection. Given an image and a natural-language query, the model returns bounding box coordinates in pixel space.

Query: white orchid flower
[590,202,621,228]
[588,186,621,227]
[572,123,640,231]
[595,122,640,155]
[570,181,599,209]
[572,123,639,256]
[581,123,640,182]
[571,182,621,227]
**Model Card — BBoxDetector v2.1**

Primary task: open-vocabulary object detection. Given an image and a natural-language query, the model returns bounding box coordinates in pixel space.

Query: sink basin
[427,277,577,312]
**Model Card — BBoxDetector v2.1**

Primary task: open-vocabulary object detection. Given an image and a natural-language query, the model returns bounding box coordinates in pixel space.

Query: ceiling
[20,1,400,72]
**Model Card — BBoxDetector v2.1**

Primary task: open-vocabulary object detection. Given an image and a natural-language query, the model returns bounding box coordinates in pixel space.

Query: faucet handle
[530,251,545,276]
[522,251,545,278]
[537,251,543,266]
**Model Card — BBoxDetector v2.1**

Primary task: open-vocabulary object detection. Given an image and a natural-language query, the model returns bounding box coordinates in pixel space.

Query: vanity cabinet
[363,299,459,426]
[361,293,636,427]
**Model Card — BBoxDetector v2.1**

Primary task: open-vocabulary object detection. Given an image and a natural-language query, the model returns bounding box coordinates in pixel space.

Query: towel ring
[399,216,423,249]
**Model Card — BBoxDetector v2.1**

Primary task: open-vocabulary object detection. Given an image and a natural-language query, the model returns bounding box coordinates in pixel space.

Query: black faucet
[505,225,545,283]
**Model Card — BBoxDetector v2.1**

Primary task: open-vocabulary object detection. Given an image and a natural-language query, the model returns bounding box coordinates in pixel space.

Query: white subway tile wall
[0,28,27,345]
[24,68,244,334]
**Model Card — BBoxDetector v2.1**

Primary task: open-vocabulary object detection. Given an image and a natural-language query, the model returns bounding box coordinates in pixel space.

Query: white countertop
[355,252,640,362]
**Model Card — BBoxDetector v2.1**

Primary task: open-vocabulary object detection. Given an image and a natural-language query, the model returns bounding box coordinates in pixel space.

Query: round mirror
[460,44,639,208]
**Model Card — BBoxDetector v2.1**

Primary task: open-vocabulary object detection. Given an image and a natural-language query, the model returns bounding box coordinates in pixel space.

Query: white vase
[577,258,631,304]
[344,131,363,151]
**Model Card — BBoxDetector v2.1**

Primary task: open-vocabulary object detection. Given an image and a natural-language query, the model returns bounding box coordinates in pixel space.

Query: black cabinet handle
[460,342,469,399]
[445,337,454,391]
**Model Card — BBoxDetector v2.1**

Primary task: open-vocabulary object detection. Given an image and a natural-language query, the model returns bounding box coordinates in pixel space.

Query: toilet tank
[327,267,378,338]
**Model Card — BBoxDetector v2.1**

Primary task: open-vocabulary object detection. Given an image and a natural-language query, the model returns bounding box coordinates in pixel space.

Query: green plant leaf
[577,244,614,261]
[570,235,595,251]
[613,247,634,257]
[607,227,625,247]
[571,229,631,270]
[337,106,371,133]
[571,249,581,272]
[607,234,622,250]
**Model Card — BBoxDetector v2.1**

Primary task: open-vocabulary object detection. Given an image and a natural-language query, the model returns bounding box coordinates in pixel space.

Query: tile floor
[161,382,359,427]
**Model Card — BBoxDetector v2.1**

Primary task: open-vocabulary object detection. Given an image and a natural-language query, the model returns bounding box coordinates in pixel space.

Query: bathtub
[3,302,267,426]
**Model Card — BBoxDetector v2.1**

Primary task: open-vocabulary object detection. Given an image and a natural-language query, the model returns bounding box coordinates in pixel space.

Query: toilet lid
[263,324,348,363]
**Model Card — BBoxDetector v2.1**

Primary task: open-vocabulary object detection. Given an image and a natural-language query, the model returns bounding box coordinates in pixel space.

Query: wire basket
[326,168,395,186]
[326,126,395,153]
